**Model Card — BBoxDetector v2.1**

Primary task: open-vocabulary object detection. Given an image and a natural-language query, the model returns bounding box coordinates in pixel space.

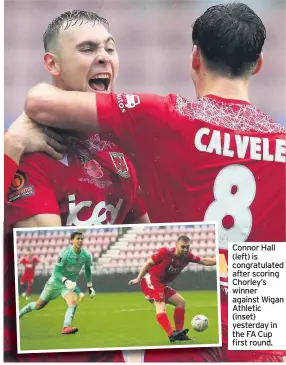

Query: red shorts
[140,274,176,302]
[20,271,34,284]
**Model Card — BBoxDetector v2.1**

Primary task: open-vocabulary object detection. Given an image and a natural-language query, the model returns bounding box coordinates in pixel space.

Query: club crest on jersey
[109,152,130,178]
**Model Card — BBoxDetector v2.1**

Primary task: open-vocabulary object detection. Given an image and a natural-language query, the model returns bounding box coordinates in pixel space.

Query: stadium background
[16,224,219,351]
[16,224,217,293]
[4,0,286,129]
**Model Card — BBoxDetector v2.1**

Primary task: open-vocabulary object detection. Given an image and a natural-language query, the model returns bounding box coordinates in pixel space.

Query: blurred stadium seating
[16,224,216,276]
[4,0,285,128]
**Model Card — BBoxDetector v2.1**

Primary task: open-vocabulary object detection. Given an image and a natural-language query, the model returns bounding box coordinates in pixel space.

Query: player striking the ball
[18,248,45,300]
[129,235,216,342]
[19,231,94,334]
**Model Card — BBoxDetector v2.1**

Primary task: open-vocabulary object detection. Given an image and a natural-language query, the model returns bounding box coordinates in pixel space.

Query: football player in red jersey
[4,113,65,195]
[4,10,149,363]
[25,3,286,362]
[18,248,45,300]
[129,235,216,342]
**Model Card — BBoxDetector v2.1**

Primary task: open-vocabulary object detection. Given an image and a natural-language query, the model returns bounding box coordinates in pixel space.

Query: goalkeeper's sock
[174,307,185,331]
[19,302,37,318]
[63,304,77,328]
[156,312,173,336]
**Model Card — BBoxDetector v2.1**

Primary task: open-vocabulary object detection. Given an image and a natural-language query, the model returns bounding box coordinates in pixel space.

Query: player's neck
[52,78,65,90]
[196,74,250,103]
[72,246,81,254]
[174,249,181,257]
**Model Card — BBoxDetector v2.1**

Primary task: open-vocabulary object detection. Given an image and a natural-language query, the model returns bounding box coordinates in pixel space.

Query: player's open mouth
[88,73,111,92]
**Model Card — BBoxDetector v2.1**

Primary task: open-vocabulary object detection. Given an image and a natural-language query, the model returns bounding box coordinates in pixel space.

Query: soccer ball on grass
[191,314,209,332]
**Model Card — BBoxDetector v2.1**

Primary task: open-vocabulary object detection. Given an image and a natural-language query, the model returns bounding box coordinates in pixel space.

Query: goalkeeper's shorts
[40,281,80,302]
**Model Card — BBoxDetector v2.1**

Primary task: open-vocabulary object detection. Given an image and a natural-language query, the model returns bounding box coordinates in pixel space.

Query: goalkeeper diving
[19,231,95,334]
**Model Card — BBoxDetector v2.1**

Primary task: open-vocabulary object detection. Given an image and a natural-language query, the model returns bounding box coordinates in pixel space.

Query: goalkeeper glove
[87,283,95,298]
[62,277,76,290]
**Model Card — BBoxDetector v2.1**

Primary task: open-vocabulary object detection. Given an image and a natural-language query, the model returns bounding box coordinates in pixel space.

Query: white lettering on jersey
[205,165,256,242]
[195,127,286,162]
[66,194,123,226]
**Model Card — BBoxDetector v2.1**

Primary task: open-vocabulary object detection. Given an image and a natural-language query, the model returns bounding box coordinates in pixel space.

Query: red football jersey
[96,92,286,358]
[149,247,201,284]
[19,256,40,275]
[5,133,146,229]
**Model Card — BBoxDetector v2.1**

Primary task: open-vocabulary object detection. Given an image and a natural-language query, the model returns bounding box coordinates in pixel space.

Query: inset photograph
[15,223,221,353]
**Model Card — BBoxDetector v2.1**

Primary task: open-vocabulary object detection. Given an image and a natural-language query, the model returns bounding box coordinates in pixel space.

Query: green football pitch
[18,290,219,352]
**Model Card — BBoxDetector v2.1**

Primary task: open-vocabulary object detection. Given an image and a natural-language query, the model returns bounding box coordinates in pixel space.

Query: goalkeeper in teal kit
[19,231,95,334]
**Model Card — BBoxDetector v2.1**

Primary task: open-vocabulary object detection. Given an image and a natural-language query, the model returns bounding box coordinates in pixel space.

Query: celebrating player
[5,11,148,230]
[129,235,216,342]
[19,231,94,334]
[4,10,149,362]
[25,2,286,362]
[18,248,45,300]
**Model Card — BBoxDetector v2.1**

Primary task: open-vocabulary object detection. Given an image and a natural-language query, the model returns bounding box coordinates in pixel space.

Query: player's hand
[6,112,67,160]
[63,279,76,290]
[88,287,95,299]
[128,278,140,285]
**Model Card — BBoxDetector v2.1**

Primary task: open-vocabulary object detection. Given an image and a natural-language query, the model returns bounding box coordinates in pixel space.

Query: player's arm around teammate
[4,112,66,195]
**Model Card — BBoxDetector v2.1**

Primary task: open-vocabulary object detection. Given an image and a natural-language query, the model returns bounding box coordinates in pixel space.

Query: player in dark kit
[129,235,216,342]
[18,248,45,300]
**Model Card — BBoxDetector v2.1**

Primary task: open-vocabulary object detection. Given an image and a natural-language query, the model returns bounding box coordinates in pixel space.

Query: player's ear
[44,52,61,77]
[191,45,200,71]
[251,53,263,76]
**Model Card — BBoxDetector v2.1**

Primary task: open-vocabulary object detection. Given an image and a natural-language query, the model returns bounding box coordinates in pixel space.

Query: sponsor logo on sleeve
[117,94,140,113]
[7,171,35,202]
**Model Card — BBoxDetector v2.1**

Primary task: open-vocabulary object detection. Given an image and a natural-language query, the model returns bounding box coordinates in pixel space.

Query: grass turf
[18,290,219,352]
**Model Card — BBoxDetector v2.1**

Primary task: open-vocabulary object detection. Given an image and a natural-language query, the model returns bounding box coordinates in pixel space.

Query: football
[191,314,209,332]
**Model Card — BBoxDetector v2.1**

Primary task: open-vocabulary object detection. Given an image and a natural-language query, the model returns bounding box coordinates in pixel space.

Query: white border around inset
[13,221,222,354]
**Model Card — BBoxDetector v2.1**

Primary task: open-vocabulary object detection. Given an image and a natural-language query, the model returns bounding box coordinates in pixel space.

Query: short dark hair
[177,235,191,244]
[70,231,83,241]
[192,2,266,77]
[43,10,109,52]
